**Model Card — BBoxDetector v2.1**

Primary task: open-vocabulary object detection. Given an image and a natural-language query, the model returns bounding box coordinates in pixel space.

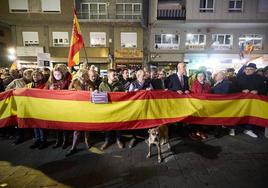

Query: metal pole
[83,42,89,64]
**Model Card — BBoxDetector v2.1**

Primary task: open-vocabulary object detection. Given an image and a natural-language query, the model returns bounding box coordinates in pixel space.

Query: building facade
[0,22,12,67]
[0,0,149,71]
[148,0,268,72]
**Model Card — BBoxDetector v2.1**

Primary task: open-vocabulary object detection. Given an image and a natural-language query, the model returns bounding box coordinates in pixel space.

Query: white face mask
[53,71,62,81]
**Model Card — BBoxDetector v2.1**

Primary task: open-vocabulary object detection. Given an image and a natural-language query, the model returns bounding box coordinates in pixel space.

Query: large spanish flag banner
[68,9,84,67]
[0,89,268,130]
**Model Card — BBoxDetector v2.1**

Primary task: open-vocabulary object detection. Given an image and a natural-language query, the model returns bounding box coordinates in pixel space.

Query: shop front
[49,47,110,72]
[184,53,268,73]
[114,49,143,70]
[149,53,184,72]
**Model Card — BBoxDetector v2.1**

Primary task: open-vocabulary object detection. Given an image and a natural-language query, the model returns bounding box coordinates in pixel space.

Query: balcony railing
[157,9,186,20]
[77,11,142,21]
[77,12,108,20]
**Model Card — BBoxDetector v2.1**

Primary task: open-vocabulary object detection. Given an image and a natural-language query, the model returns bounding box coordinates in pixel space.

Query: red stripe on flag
[16,116,268,131]
[0,116,18,128]
[0,90,13,100]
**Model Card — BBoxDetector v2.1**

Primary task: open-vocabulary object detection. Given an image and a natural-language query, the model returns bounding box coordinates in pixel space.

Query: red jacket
[191,80,211,94]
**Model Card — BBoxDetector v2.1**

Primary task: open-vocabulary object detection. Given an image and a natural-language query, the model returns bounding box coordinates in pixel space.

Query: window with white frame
[200,0,214,12]
[9,0,28,13]
[229,0,243,12]
[22,32,39,46]
[121,32,137,48]
[116,3,142,19]
[212,34,233,50]
[41,0,61,12]
[185,34,206,50]
[52,32,69,47]
[80,3,107,19]
[239,34,263,51]
[258,0,268,13]
[155,34,180,49]
[90,32,106,47]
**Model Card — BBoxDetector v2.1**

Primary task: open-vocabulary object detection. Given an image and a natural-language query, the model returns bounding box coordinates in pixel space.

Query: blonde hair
[76,69,89,80]
[136,69,145,78]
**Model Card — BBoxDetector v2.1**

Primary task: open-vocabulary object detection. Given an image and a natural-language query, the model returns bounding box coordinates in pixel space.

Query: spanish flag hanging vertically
[68,9,84,67]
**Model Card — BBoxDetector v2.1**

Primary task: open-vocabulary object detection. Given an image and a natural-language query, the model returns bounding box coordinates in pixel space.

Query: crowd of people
[0,61,268,157]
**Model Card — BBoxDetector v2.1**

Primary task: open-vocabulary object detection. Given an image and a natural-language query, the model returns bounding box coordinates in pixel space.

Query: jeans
[34,128,45,142]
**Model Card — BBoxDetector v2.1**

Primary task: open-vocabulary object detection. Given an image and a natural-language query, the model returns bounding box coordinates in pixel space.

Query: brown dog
[147,125,169,163]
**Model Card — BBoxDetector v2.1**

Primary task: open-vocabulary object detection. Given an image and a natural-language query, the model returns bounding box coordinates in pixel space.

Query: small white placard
[91,92,108,104]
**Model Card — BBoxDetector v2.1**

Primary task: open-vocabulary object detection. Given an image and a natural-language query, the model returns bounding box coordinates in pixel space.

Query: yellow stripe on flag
[14,96,268,123]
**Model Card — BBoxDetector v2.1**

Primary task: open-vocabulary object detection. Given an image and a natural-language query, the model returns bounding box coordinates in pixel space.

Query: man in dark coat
[234,63,266,95]
[119,68,132,91]
[232,63,267,138]
[150,68,165,90]
[166,62,190,94]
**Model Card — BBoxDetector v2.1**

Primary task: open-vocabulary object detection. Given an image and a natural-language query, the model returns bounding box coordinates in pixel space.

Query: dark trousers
[105,131,121,142]
[55,131,69,143]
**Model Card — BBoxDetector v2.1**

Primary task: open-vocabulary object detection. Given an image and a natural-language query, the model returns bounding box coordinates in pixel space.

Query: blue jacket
[211,80,231,94]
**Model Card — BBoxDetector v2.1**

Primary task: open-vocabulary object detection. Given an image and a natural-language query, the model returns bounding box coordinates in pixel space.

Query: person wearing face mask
[99,69,124,150]
[66,69,95,157]
[27,70,47,150]
[46,64,72,149]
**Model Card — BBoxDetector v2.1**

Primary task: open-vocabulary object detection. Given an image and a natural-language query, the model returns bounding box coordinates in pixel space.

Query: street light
[7,47,16,61]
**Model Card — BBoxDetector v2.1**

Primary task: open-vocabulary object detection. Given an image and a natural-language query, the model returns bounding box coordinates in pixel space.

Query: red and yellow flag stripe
[0,89,268,130]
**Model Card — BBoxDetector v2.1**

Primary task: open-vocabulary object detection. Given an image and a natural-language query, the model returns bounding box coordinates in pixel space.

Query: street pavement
[0,127,268,188]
